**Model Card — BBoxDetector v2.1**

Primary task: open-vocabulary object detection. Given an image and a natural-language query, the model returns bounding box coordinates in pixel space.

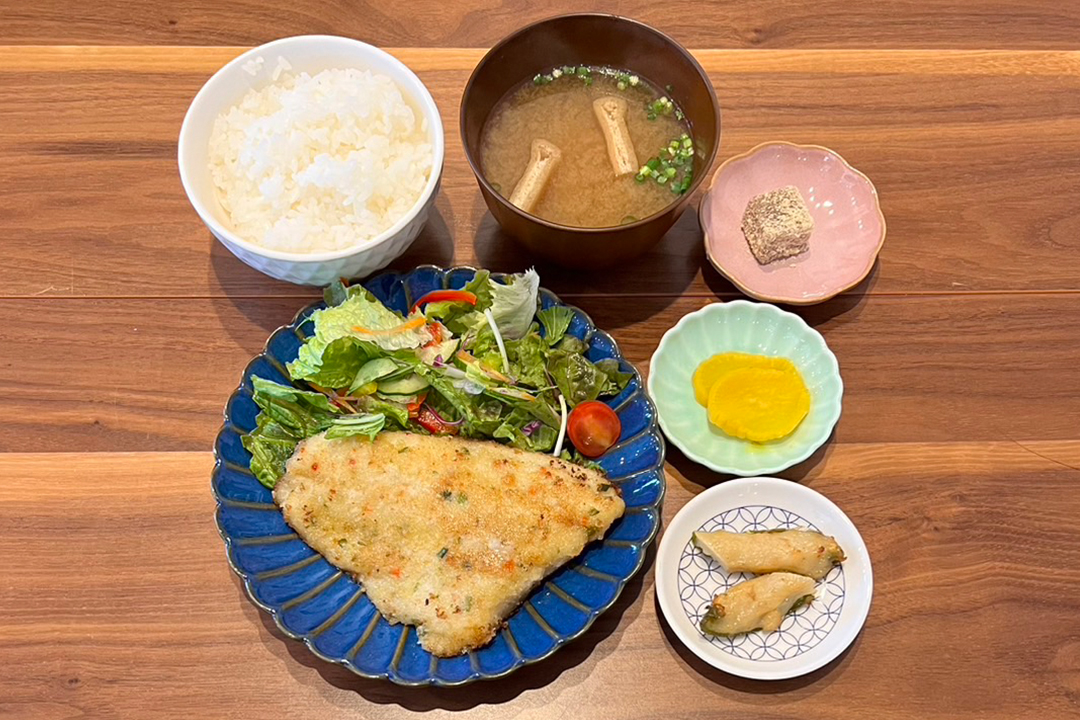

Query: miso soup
[480,66,694,228]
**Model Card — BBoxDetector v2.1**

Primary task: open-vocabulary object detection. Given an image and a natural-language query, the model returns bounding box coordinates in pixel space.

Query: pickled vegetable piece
[706,366,810,442]
[700,572,816,636]
[691,352,796,407]
[693,529,845,581]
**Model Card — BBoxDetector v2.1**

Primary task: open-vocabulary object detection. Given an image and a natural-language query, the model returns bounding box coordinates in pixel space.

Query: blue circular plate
[212,265,666,686]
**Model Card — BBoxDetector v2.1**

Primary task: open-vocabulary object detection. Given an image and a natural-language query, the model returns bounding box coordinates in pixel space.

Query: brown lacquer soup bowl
[461,14,721,269]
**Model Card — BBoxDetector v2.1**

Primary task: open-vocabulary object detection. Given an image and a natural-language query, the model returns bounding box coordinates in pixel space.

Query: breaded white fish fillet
[273,431,625,657]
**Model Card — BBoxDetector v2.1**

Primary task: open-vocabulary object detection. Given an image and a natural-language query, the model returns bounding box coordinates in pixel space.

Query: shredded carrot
[352,316,426,336]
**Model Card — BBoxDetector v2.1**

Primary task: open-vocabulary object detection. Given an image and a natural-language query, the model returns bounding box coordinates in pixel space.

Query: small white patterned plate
[656,477,872,680]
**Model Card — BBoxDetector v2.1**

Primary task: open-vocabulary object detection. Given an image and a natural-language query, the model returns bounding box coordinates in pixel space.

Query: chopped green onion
[638,134,695,195]
[621,215,638,224]
[576,66,590,77]
[629,75,639,86]
[552,68,563,78]
[675,109,685,121]
[617,80,627,90]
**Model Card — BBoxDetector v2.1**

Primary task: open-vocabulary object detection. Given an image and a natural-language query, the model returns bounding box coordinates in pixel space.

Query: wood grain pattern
[2,1,1080,49]
[3,293,1079,453]
[4,6,1080,715]
[3,449,1079,719]
[1,48,1080,299]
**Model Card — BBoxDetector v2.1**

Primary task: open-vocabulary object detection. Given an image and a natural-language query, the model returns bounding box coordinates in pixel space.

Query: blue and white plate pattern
[655,477,872,681]
[212,265,666,686]
[678,505,845,661]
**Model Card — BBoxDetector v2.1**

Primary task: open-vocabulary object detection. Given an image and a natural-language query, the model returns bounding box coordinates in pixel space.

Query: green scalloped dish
[647,301,842,476]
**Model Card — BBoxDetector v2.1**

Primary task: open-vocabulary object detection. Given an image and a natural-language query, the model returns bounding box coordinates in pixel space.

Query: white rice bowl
[208,66,434,254]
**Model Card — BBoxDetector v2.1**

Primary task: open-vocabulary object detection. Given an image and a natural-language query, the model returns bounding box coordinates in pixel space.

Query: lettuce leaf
[316,290,431,350]
[427,375,505,436]
[323,279,350,308]
[242,412,301,489]
[324,413,386,440]
[506,331,548,388]
[250,376,335,413]
[291,337,375,388]
[463,269,494,311]
[423,300,474,329]
[289,288,432,384]
[537,306,574,347]
[326,290,426,345]
[487,268,539,340]
[547,351,612,407]
[243,377,342,487]
[555,334,588,354]
[596,358,634,395]
[356,396,410,427]
[493,407,557,451]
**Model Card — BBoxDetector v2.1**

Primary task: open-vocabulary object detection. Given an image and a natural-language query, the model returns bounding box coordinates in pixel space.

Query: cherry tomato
[415,405,459,435]
[567,401,621,458]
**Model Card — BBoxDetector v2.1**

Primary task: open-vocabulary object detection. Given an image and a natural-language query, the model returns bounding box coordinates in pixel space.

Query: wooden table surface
[3,3,1080,719]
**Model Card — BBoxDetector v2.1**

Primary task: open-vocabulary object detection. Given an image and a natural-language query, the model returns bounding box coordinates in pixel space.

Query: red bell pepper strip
[410,290,478,313]
[406,392,429,419]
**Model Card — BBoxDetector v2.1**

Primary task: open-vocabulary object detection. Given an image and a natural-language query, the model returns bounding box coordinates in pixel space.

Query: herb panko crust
[273,431,625,657]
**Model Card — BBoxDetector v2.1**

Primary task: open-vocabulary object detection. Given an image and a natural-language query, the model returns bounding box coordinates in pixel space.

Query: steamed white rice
[208,66,433,254]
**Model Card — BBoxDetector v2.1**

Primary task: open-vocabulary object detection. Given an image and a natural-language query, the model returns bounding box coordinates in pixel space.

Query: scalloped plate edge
[210,265,667,686]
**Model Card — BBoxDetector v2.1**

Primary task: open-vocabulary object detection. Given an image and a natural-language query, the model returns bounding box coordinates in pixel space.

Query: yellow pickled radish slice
[692,352,797,407]
[707,366,810,442]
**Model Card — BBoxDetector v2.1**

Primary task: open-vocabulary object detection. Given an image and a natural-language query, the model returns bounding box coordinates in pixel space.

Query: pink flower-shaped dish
[700,142,886,305]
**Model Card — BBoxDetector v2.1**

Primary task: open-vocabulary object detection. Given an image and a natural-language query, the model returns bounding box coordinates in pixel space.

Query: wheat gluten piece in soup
[480,65,695,228]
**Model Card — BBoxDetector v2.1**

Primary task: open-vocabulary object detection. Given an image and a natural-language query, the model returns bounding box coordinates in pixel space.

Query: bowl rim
[177,34,446,263]
[646,299,843,476]
[458,12,721,233]
[699,141,887,305]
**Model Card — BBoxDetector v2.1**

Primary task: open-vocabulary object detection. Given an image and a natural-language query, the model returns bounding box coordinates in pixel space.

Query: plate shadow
[248,543,656,710]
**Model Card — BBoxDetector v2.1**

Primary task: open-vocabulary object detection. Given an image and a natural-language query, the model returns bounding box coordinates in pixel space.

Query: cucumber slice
[350,357,400,392]
[377,373,430,395]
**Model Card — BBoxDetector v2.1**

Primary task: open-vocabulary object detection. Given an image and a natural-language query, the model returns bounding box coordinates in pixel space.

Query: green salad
[243,269,632,489]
